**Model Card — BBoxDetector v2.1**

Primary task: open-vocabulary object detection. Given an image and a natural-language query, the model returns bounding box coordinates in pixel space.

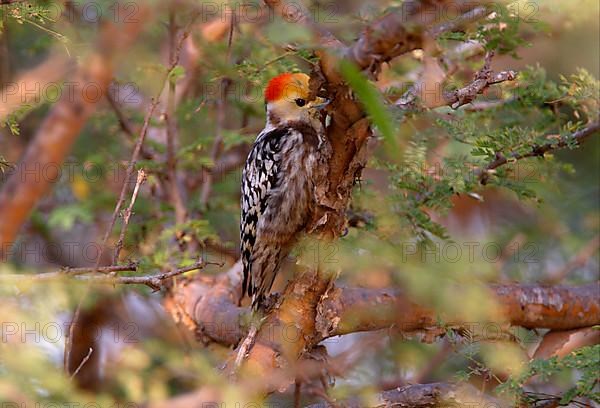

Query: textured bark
[164,262,245,346]
[166,267,600,347]
[317,283,600,340]
[235,268,336,392]
[163,276,599,399]
[533,327,600,359]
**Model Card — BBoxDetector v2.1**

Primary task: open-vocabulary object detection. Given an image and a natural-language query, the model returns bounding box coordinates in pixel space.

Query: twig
[106,89,138,136]
[2,260,212,290]
[478,121,600,184]
[444,52,517,109]
[65,97,159,374]
[0,264,137,282]
[233,324,258,369]
[105,90,155,160]
[74,260,210,290]
[342,1,487,77]
[113,169,147,264]
[70,347,93,380]
[94,100,160,270]
[427,6,490,37]
[199,12,235,207]
[165,7,188,227]
[396,51,517,110]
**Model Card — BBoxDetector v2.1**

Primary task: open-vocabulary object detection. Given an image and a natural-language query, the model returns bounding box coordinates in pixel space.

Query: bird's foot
[262,292,281,314]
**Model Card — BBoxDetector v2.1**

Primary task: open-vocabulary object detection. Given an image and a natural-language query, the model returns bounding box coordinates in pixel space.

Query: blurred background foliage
[0,0,598,406]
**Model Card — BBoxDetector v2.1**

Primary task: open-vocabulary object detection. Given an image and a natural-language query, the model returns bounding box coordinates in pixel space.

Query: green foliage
[47,204,93,230]
[438,2,545,58]
[168,65,186,85]
[498,344,600,404]
[0,1,66,44]
[0,1,57,29]
[340,60,398,149]
[387,140,452,242]
[0,155,11,174]
[379,64,600,242]
[476,3,530,56]
[0,1,598,406]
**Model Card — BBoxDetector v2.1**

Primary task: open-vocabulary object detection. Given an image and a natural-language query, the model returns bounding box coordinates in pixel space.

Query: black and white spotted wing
[240,127,287,300]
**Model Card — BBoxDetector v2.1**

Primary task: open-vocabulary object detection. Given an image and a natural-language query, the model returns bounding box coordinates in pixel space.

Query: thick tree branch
[166,265,600,346]
[161,272,598,403]
[318,283,600,339]
[164,261,244,346]
[233,269,336,391]
[343,1,489,77]
[147,381,503,408]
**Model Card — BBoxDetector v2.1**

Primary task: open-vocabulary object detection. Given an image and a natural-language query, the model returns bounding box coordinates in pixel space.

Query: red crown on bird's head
[264,73,310,103]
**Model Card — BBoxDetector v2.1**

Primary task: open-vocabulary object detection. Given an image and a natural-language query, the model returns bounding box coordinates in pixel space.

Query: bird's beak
[310,97,330,111]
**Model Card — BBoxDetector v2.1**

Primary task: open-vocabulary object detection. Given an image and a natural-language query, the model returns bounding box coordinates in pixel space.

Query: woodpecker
[240,72,330,311]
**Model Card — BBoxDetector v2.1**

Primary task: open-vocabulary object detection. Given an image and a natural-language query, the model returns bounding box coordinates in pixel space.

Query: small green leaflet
[168,65,186,85]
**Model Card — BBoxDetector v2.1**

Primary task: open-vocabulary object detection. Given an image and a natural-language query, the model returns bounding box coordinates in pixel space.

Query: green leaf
[340,60,398,150]
[168,65,186,85]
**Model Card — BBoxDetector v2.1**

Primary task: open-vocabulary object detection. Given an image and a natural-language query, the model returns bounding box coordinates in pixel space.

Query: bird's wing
[240,127,287,297]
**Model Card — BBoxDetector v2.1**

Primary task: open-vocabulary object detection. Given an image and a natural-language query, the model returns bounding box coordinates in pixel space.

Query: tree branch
[1,260,211,290]
[112,169,147,264]
[343,1,489,76]
[165,7,189,227]
[396,51,517,110]
[306,382,503,408]
[165,265,600,346]
[478,121,600,184]
[0,264,138,281]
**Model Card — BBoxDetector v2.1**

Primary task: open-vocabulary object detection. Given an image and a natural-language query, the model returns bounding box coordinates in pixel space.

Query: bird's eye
[295,98,306,107]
